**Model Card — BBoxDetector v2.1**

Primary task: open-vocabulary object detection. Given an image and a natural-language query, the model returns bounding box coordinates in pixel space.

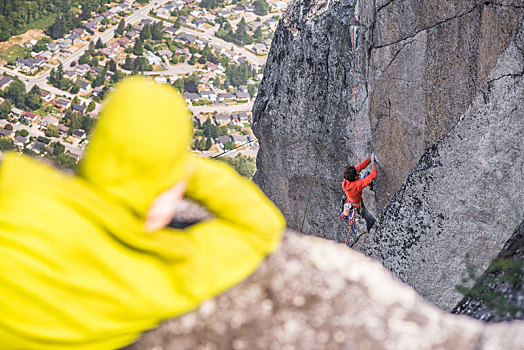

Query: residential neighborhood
[0,0,290,176]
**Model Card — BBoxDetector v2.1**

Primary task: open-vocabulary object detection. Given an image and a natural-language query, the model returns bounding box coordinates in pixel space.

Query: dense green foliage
[0,99,11,119]
[49,63,73,91]
[3,78,42,111]
[216,18,253,46]
[0,0,117,41]
[225,61,255,87]
[219,154,256,178]
[0,138,14,151]
[0,0,65,41]
[199,0,225,10]
[253,0,269,15]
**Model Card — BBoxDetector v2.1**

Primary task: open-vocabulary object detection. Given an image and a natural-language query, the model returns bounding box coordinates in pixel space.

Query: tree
[172,78,184,92]
[0,138,14,151]
[248,84,257,98]
[47,15,66,40]
[133,38,144,55]
[45,124,59,137]
[224,140,235,151]
[219,154,256,178]
[0,100,11,119]
[25,93,42,111]
[205,137,212,150]
[72,96,80,104]
[29,84,41,96]
[53,142,65,156]
[92,69,106,88]
[188,54,197,65]
[253,0,269,15]
[78,51,91,65]
[34,37,52,52]
[15,129,29,137]
[5,80,27,109]
[253,27,263,41]
[70,81,82,94]
[107,59,117,72]
[111,70,125,84]
[116,19,126,36]
[95,37,105,49]
[87,101,96,113]
[88,40,95,55]
[151,21,164,41]
[56,63,64,81]
[140,25,151,41]
[170,55,179,64]
[123,55,134,70]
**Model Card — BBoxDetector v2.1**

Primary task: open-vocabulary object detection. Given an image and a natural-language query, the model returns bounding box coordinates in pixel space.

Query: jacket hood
[78,77,192,217]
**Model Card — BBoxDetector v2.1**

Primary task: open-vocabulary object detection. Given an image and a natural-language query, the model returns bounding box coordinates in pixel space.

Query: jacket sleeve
[174,156,286,302]
[356,169,377,189]
[355,158,370,172]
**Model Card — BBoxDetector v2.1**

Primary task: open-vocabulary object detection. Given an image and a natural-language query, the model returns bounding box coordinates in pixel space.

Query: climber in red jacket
[341,154,377,232]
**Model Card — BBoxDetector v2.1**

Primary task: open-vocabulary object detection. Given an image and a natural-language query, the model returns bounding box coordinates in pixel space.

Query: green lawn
[0,45,30,63]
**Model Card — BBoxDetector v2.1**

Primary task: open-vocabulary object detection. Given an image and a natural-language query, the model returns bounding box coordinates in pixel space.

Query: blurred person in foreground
[0,77,285,349]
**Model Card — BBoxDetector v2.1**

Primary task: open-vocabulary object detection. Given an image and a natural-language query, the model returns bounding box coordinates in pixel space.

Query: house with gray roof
[72,103,86,114]
[54,98,71,109]
[30,141,46,154]
[14,136,27,147]
[235,91,250,100]
[214,114,230,124]
[0,75,13,90]
[177,33,196,44]
[16,57,45,73]
[215,135,232,146]
[0,128,12,137]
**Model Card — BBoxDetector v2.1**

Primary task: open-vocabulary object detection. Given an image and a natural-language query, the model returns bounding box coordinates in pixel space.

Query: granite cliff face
[356,28,523,310]
[252,0,523,311]
[253,0,522,237]
[125,231,524,350]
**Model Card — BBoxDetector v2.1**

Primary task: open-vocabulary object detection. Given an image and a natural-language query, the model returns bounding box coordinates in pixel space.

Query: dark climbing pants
[358,202,376,233]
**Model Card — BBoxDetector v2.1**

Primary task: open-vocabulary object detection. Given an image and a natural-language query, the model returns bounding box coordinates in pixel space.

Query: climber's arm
[357,169,377,189]
[355,158,371,172]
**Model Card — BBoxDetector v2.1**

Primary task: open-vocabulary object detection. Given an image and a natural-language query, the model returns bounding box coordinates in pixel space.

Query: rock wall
[253,0,522,238]
[356,27,523,310]
[125,231,524,350]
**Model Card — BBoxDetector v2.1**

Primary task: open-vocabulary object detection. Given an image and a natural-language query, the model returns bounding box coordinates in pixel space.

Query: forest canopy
[0,0,111,42]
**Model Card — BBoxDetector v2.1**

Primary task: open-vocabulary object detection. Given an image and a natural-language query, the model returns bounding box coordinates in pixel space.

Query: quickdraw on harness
[340,194,359,244]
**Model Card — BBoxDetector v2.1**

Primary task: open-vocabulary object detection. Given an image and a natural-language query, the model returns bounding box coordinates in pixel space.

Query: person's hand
[144,181,187,232]
[371,153,376,171]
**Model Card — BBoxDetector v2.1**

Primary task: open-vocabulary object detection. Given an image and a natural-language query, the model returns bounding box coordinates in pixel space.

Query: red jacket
[342,158,377,207]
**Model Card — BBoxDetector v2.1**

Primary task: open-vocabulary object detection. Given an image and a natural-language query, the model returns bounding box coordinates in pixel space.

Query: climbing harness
[300,1,358,234]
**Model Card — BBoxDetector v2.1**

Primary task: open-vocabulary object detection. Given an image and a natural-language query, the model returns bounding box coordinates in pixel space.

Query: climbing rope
[352,14,359,163]
[300,2,357,234]
[210,140,255,159]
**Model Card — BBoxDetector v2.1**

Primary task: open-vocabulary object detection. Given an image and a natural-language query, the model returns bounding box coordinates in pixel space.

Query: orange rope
[352,16,359,163]
[344,15,359,246]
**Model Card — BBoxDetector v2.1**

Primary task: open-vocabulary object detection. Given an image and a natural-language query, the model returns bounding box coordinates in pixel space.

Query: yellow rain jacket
[0,78,285,349]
